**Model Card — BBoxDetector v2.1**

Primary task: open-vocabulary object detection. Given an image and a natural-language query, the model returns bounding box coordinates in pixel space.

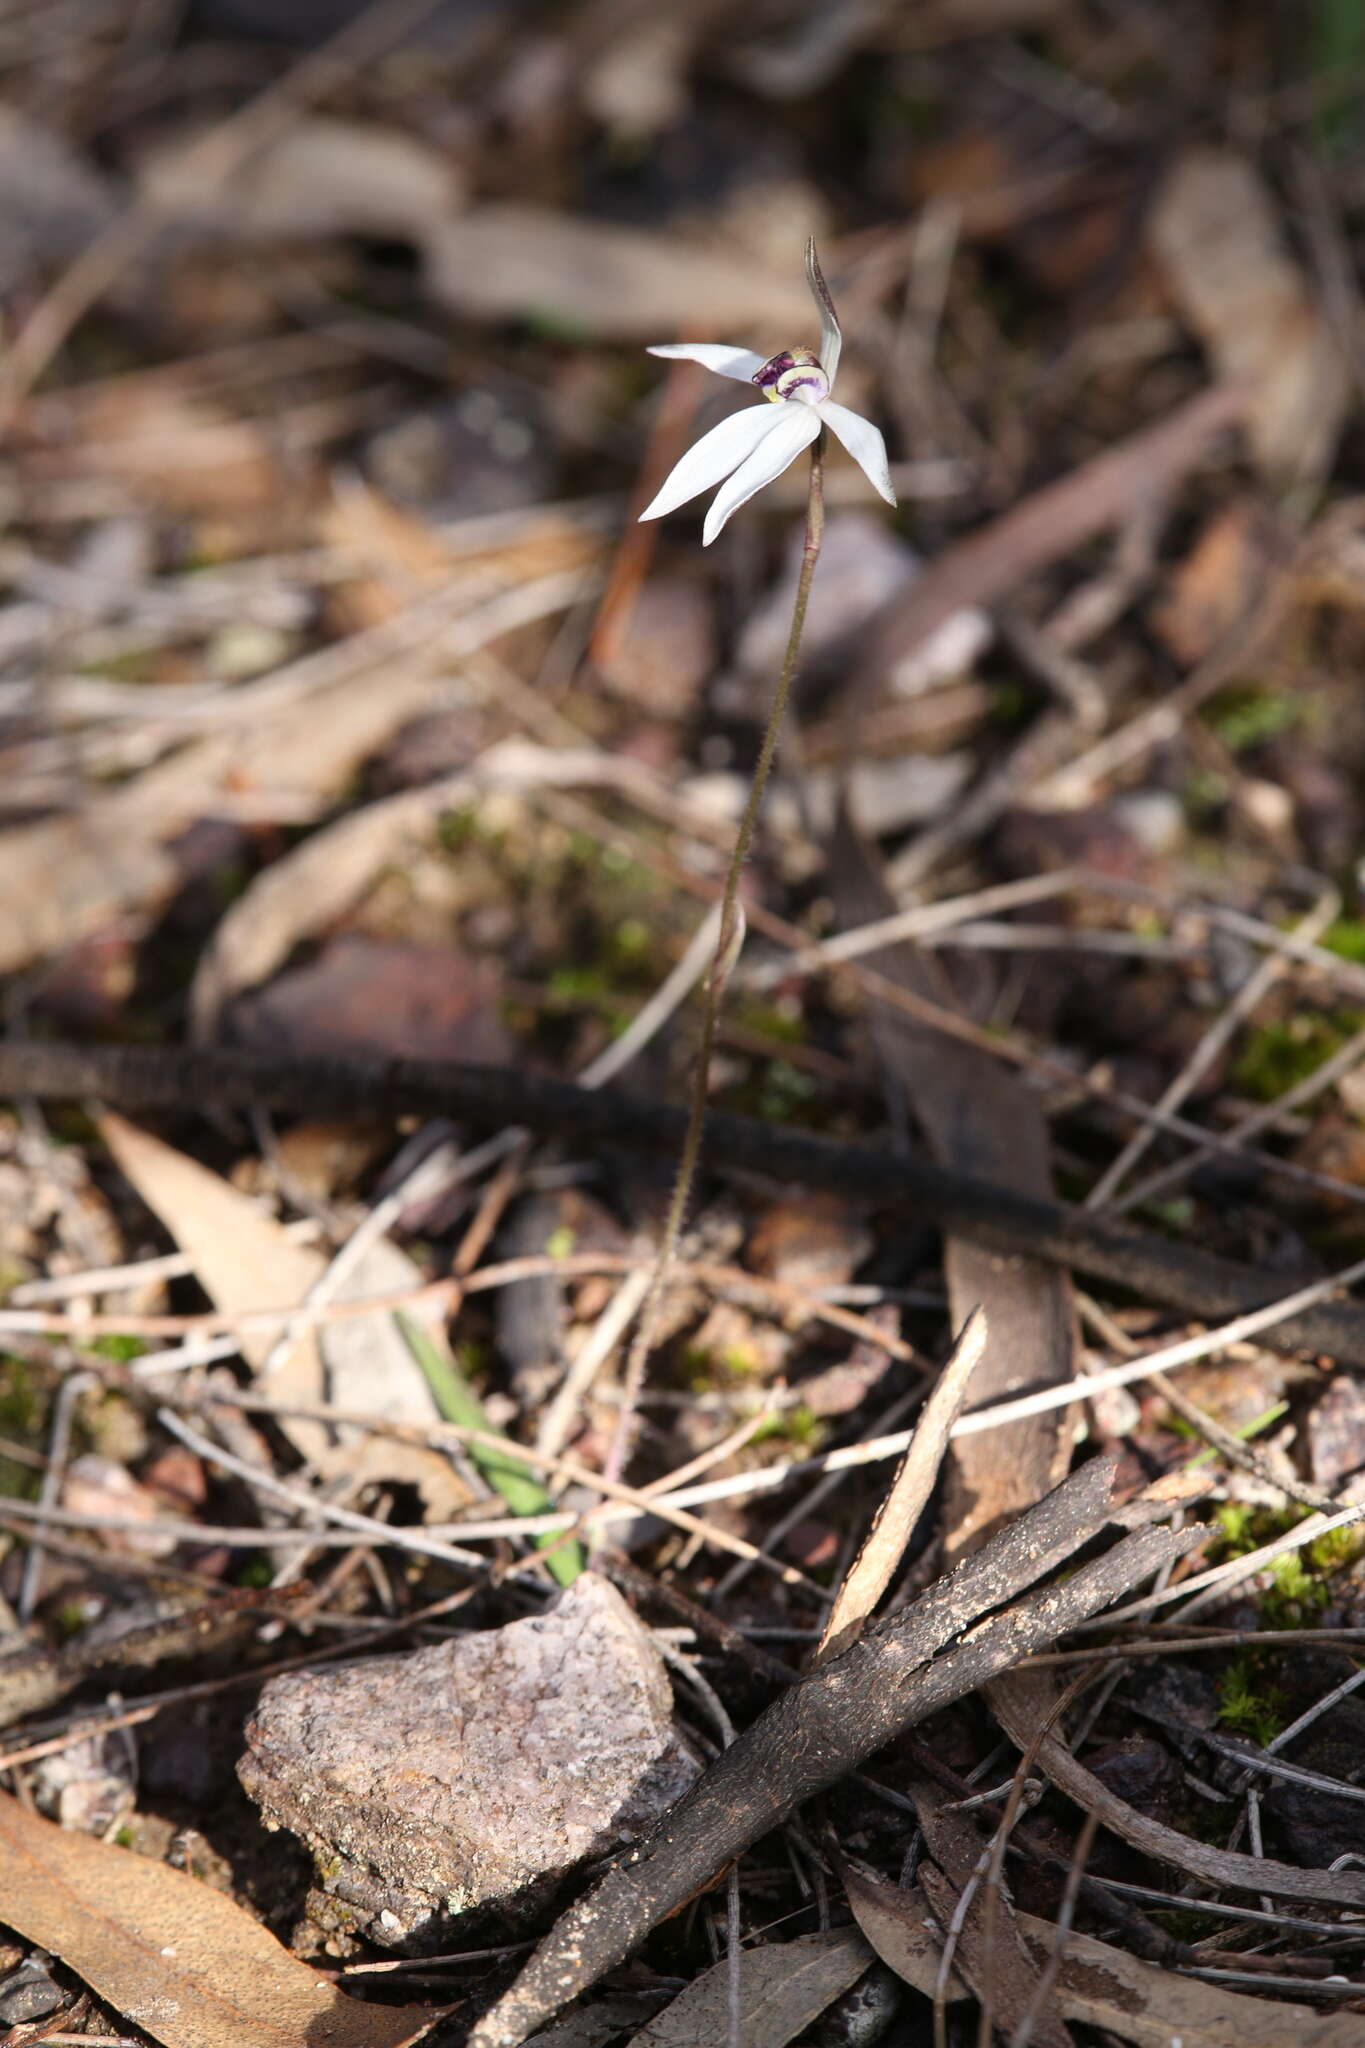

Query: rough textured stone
[238,1574,697,1942]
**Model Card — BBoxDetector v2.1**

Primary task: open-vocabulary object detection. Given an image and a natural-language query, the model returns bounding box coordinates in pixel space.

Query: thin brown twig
[1087,883,1340,1210]
[0,1250,927,1371]
[1075,1290,1339,1513]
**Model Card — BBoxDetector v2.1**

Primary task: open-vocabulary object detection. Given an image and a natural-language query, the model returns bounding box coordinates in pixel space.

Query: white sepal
[638,404,783,523]
[818,399,896,505]
[701,404,820,544]
[646,343,768,383]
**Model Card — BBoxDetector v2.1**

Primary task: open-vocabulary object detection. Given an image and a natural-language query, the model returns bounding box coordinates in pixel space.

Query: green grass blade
[395,1310,583,1586]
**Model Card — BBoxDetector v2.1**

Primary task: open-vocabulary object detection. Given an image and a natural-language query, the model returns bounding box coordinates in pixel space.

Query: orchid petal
[702,403,820,545]
[805,239,841,389]
[638,404,783,523]
[818,398,896,506]
[647,343,768,382]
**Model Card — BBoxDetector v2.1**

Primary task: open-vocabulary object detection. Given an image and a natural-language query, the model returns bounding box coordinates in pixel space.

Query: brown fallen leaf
[97,1111,471,1517]
[0,1789,434,2048]
[1150,147,1349,489]
[1149,495,1289,665]
[424,206,810,339]
[904,1775,1071,2048]
[845,1860,1365,2048]
[623,1928,872,2047]
[136,116,464,246]
[230,934,513,1068]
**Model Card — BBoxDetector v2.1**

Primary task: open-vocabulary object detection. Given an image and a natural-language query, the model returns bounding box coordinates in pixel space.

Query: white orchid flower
[638,238,895,545]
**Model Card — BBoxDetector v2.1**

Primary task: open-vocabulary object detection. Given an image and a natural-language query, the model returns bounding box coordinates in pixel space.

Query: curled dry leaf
[990,1665,1365,1911]
[0,1790,433,2048]
[901,1773,1072,2048]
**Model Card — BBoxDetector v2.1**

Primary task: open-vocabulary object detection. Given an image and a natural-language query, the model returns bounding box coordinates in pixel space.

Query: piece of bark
[817,1308,988,1661]
[827,810,1076,1554]
[466,1460,1203,2046]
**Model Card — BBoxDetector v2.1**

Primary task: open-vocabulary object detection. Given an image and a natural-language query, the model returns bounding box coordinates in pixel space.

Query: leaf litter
[4,7,1365,2048]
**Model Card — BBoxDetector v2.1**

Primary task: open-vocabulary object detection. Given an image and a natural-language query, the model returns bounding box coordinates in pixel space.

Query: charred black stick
[4,1038,1365,1365]
[467,1506,1204,2044]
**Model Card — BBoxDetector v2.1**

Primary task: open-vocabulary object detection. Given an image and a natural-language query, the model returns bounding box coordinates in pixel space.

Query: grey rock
[0,1956,65,2026]
[239,1573,698,1942]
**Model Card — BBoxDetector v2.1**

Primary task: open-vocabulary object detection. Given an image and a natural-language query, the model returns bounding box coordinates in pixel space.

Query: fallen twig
[989,1665,1365,1911]
[466,1456,1202,2045]
[8,1039,1365,1362]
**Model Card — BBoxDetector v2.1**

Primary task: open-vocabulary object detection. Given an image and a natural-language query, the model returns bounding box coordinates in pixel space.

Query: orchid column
[607,239,896,1480]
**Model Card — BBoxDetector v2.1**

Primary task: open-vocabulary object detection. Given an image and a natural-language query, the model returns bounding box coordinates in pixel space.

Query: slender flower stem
[604,441,826,1485]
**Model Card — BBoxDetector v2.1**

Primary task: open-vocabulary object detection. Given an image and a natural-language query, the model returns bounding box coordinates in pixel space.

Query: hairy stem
[604,442,826,1484]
